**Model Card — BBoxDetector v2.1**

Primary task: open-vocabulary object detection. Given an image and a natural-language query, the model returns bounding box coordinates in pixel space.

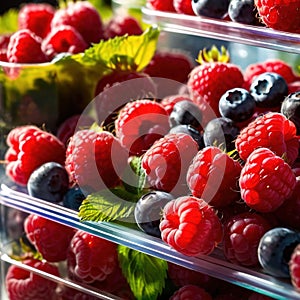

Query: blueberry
[203,117,240,152]
[281,91,300,134]
[63,185,86,211]
[134,191,174,238]
[258,227,300,278]
[27,162,69,203]
[250,72,288,108]
[169,100,202,129]
[219,88,256,123]
[169,124,205,150]
[228,0,260,25]
[192,0,230,19]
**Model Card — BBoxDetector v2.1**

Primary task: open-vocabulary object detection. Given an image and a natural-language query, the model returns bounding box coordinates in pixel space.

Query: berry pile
[146,0,300,34]
[0,1,144,63]
[4,44,300,299]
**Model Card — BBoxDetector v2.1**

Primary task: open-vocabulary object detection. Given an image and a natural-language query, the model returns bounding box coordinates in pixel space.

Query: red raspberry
[173,0,195,15]
[115,99,170,156]
[6,29,48,63]
[160,196,223,256]
[147,0,176,12]
[67,230,118,284]
[104,15,143,39]
[235,112,299,166]
[168,262,214,290]
[24,214,75,262]
[5,125,66,186]
[222,212,271,267]
[18,3,55,38]
[51,1,104,44]
[239,147,296,212]
[160,94,193,115]
[274,178,300,230]
[142,133,198,195]
[169,285,213,300]
[0,49,8,61]
[5,258,60,300]
[254,0,300,33]
[289,244,300,291]
[243,59,299,90]
[186,146,242,208]
[65,129,128,192]
[188,61,244,122]
[143,50,194,83]
[42,25,88,60]
[94,71,156,127]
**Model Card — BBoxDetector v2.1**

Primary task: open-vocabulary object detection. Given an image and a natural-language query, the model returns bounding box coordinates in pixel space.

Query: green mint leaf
[0,9,18,34]
[78,187,139,223]
[118,245,168,300]
[71,26,160,72]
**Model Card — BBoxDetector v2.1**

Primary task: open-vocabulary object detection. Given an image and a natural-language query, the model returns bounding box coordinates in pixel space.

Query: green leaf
[0,9,18,34]
[78,187,140,223]
[71,26,160,72]
[118,245,168,300]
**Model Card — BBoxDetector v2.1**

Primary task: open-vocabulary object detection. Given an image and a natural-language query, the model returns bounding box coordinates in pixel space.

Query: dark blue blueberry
[27,162,69,203]
[203,117,240,152]
[63,185,86,211]
[258,227,300,278]
[134,191,174,238]
[169,124,205,150]
[281,91,300,135]
[219,88,256,123]
[228,0,260,25]
[250,72,288,108]
[192,0,230,19]
[169,100,202,129]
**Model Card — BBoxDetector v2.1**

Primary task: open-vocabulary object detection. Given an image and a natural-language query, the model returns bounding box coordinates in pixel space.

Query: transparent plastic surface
[1,185,300,300]
[142,7,300,54]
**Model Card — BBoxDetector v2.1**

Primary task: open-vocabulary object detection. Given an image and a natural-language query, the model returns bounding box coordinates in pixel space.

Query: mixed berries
[146,0,300,34]
[1,18,300,299]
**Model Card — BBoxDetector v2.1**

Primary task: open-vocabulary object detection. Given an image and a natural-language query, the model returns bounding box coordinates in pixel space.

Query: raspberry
[169,285,213,300]
[160,94,193,115]
[18,3,55,38]
[67,230,118,284]
[243,59,299,90]
[186,146,242,207]
[104,15,143,39]
[6,29,47,63]
[254,0,300,33]
[142,133,198,195]
[173,0,195,15]
[235,112,299,166]
[0,33,11,50]
[5,125,66,186]
[94,71,156,128]
[239,147,297,212]
[160,196,223,256]
[222,212,271,266]
[115,99,170,156]
[289,244,300,291]
[51,1,104,44]
[147,0,176,12]
[65,129,128,192]
[143,50,193,83]
[5,258,60,300]
[24,214,75,262]
[42,25,88,60]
